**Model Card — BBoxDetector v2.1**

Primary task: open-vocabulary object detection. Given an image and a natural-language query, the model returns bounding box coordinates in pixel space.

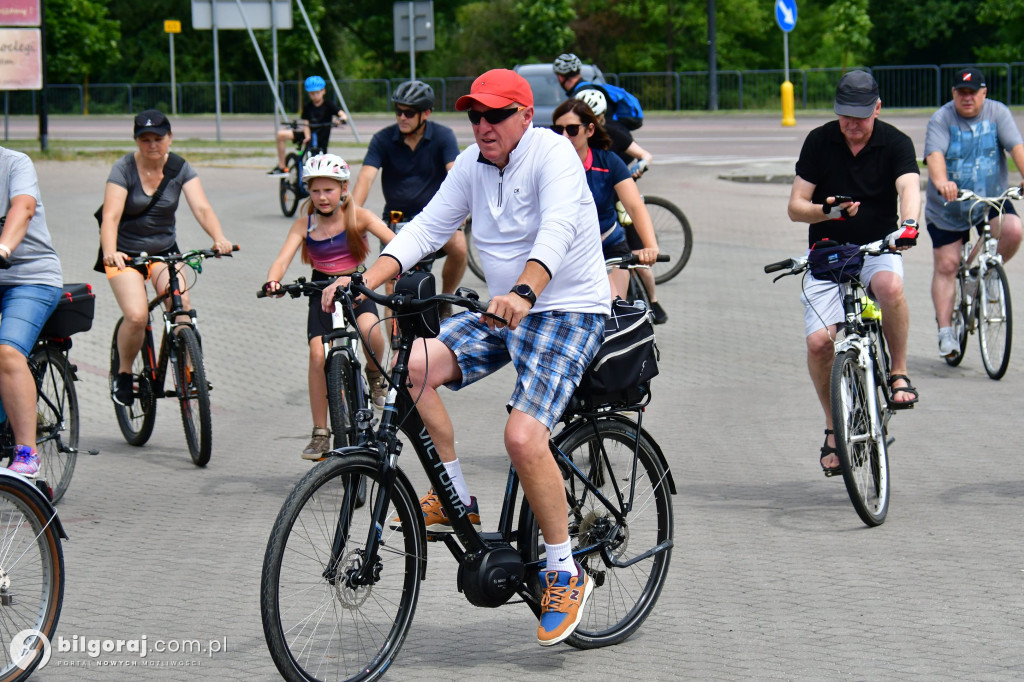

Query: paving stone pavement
[15,122,1024,681]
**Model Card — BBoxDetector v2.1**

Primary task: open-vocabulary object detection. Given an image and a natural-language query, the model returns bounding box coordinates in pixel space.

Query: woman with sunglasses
[552,98,659,299]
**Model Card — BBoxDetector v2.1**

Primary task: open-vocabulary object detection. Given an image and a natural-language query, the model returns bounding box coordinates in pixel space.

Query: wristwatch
[900,219,918,228]
[510,283,536,307]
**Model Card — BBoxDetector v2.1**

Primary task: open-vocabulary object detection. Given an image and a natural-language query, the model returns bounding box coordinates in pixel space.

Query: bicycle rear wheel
[519,418,673,648]
[326,352,356,449]
[0,482,64,681]
[29,346,78,505]
[830,349,890,526]
[945,273,969,367]
[978,262,1012,380]
[280,152,301,217]
[110,318,157,447]
[173,327,212,466]
[643,195,692,284]
[261,454,423,682]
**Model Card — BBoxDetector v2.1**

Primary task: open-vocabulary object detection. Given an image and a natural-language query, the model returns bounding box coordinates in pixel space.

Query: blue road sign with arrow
[775,0,797,33]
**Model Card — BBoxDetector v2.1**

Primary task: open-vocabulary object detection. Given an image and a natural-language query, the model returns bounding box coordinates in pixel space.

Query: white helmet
[303,153,350,182]
[575,88,607,116]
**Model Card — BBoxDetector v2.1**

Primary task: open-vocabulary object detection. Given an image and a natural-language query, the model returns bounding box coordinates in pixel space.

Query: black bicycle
[260,272,675,681]
[279,119,341,217]
[257,277,372,450]
[606,253,671,309]
[109,247,238,466]
[0,283,96,505]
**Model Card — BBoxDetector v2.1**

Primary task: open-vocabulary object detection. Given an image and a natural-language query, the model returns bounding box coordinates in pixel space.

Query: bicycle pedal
[886,436,895,447]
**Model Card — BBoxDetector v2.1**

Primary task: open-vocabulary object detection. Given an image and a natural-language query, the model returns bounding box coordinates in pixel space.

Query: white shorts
[801,251,904,336]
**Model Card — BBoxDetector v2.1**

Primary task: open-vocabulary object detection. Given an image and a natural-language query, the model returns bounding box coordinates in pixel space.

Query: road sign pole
[170,33,177,115]
[408,1,416,80]
[775,0,797,127]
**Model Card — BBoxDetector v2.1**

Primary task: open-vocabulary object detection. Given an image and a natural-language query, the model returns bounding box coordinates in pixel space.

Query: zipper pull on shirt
[497,168,504,208]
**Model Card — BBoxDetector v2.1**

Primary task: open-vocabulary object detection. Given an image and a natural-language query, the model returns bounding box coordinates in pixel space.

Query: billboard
[0,28,42,90]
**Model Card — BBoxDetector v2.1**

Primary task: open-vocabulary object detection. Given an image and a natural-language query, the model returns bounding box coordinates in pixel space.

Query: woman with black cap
[98,109,233,408]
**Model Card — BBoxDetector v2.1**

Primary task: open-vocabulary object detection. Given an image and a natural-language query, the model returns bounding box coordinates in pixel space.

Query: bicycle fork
[836,336,886,446]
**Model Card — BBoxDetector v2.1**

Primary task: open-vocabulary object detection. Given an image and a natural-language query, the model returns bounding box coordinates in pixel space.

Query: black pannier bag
[574,299,660,405]
[40,283,95,339]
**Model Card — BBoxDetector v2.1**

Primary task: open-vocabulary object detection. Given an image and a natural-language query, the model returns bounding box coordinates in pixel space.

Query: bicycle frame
[139,269,201,401]
[834,282,890,430]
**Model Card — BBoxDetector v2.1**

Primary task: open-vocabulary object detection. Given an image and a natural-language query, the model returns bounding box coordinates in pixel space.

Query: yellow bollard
[781,81,796,127]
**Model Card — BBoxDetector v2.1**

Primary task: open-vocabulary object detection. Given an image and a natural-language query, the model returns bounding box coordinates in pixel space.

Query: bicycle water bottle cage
[394,270,441,338]
[808,240,863,284]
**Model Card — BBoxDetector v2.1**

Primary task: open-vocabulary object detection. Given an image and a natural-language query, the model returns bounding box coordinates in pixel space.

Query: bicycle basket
[808,241,863,284]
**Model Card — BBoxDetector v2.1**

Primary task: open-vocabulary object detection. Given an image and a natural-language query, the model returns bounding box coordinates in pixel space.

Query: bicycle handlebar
[284,119,343,130]
[127,245,240,267]
[605,253,670,269]
[764,226,918,279]
[256,276,326,299]
[344,273,506,325]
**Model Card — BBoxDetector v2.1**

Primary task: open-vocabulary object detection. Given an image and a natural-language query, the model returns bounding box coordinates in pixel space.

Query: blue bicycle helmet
[304,75,326,92]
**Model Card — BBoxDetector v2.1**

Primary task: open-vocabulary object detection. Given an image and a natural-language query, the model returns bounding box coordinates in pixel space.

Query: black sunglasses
[395,107,421,118]
[551,124,583,136]
[467,106,524,125]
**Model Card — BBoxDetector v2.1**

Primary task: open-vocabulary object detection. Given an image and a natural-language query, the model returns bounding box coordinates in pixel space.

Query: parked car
[514,62,606,128]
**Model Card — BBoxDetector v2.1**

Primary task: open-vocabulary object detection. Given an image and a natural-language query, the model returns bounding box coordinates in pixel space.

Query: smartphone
[831,195,853,205]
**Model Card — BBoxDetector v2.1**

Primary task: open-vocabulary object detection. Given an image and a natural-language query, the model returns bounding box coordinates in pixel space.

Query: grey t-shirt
[0,147,62,287]
[924,99,1024,230]
[107,153,198,254]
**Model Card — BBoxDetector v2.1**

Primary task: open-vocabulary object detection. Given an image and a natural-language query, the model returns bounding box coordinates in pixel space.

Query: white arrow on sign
[776,0,794,26]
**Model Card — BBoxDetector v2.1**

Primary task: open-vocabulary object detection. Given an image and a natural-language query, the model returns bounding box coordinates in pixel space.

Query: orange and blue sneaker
[537,560,592,646]
[419,489,481,532]
[8,445,40,478]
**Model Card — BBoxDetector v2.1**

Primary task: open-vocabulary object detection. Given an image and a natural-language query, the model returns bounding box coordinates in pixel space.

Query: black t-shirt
[605,120,634,165]
[795,119,919,247]
[301,98,340,149]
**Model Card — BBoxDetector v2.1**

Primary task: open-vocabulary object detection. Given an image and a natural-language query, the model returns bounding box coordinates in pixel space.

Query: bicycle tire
[110,318,157,447]
[464,216,486,281]
[945,273,969,367]
[519,418,673,648]
[280,152,301,217]
[978,262,1012,380]
[326,352,356,449]
[29,346,78,505]
[642,195,692,284]
[173,327,212,466]
[0,483,64,681]
[830,349,890,527]
[261,453,423,682]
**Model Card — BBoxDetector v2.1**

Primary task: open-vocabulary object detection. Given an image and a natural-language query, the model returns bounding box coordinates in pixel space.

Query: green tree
[44,0,120,89]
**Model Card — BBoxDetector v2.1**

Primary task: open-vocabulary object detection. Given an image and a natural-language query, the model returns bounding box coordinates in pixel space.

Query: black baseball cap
[834,70,880,118]
[133,109,171,138]
[953,67,986,92]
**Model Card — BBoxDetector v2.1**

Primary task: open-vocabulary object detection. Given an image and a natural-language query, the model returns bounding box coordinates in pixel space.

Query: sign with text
[191,0,292,30]
[0,28,42,90]
[0,1,40,27]
[165,20,182,33]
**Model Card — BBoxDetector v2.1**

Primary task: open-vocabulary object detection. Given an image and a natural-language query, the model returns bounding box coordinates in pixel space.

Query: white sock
[544,539,576,575]
[443,459,472,506]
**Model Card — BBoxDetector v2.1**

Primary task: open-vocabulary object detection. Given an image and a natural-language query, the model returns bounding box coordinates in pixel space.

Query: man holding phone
[786,70,921,477]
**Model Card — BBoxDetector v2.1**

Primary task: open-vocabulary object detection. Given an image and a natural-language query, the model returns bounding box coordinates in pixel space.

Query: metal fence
[6,63,1024,116]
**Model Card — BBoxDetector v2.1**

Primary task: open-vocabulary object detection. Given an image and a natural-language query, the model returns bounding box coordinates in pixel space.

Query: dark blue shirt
[363,120,460,218]
[584,147,631,244]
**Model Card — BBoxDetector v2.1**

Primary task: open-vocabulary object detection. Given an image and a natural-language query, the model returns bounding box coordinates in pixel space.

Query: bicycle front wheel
[261,454,423,682]
[0,483,64,681]
[643,195,692,284]
[173,327,212,466]
[280,152,301,217]
[978,262,1012,380]
[946,272,969,367]
[326,352,356,449]
[464,216,486,281]
[29,346,78,505]
[110,318,157,447]
[830,349,890,526]
[520,418,673,648]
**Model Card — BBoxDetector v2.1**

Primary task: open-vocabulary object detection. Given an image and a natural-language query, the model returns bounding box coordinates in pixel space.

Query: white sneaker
[938,327,959,357]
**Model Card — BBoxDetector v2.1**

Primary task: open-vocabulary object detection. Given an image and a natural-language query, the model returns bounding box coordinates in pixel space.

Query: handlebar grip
[0,255,10,269]
[764,259,794,274]
[655,254,670,262]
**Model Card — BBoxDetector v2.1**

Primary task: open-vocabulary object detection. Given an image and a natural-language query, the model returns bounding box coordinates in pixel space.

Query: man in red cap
[323,68,610,646]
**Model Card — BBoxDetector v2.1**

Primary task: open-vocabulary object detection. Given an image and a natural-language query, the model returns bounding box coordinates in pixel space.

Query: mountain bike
[260,272,676,681]
[465,183,691,285]
[943,186,1019,379]
[278,120,341,217]
[257,277,372,450]
[109,247,239,467]
[0,469,66,681]
[0,283,96,505]
[765,227,917,527]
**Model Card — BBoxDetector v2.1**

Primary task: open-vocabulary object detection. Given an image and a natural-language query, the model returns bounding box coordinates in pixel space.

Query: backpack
[575,82,645,130]
[574,299,659,406]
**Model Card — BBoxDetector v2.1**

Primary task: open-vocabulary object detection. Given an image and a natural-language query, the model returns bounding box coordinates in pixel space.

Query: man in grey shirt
[924,67,1024,357]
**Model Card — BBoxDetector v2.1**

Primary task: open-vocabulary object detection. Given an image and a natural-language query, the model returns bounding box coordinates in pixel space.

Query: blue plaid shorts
[437,310,606,430]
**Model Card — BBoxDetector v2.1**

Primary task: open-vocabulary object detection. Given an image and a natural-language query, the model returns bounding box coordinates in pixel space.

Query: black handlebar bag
[808,240,864,284]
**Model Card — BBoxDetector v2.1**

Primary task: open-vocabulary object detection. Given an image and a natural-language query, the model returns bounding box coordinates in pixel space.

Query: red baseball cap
[455,69,534,111]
